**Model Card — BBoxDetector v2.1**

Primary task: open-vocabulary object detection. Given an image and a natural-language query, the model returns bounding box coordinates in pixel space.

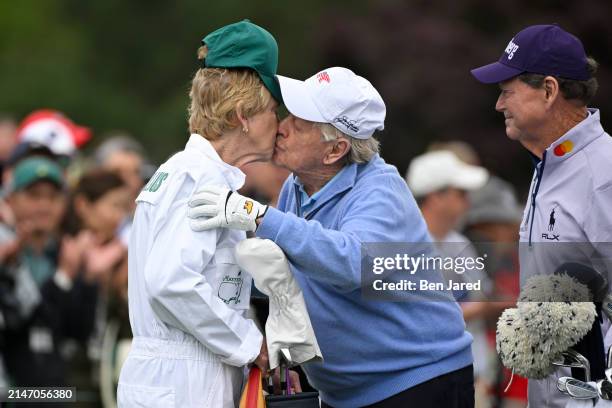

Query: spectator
[94,134,147,247]
[406,150,488,244]
[463,176,526,408]
[406,149,492,405]
[63,169,131,297]
[0,158,98,401]
[94,134,146,206]
[61,169,131,405]
[427,140,482,166]
[16,110,91,163]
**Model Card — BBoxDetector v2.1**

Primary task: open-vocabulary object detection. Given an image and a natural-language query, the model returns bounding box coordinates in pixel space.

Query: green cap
[202,19,282,103]
[11,157,64,192]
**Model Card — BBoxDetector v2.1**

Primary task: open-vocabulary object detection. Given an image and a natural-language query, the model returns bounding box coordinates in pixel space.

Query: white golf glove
[188,185,268,232]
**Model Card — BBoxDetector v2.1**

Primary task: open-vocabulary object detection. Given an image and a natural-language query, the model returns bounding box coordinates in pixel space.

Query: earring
[243,127,249,133]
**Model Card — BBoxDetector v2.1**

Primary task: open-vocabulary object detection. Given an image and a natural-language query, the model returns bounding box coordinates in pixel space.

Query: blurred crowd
[0,110,148,407]
[0,109,526,408]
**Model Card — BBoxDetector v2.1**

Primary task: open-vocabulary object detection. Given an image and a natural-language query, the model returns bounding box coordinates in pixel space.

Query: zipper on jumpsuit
[528,151,547,247]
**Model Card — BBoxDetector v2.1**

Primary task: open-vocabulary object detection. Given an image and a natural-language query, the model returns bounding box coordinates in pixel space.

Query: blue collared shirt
[257,154,473,407]
[295,165,351,216]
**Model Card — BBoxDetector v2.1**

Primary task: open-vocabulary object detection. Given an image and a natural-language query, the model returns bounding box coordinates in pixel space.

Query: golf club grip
[572,305,605,382]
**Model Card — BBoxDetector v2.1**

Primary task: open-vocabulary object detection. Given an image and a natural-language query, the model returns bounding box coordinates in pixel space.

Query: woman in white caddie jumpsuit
[117,20,283,407]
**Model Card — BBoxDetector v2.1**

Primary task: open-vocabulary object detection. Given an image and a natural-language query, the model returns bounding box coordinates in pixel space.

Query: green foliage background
[1,0,610,194]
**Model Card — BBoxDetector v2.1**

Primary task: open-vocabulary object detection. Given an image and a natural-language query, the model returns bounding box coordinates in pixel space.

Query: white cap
[277,67,385,139]
[17,110,91,157]
[19,119,76,156]
[406,151,489,197]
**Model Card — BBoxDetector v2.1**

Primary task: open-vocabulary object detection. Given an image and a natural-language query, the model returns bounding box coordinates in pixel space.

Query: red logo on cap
[317,72,330,83]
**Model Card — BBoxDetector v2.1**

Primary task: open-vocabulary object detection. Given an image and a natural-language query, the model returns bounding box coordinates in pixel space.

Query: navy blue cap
[471,24,590,84]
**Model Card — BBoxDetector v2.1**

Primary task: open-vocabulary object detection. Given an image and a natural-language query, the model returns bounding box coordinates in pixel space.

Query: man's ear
[543,76,560,106]
[235,103,249,132]
[323,138,350,165]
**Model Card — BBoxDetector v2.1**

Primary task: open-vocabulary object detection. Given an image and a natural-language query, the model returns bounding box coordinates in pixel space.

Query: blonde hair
[315,123,380,164]
[188,46,272,140]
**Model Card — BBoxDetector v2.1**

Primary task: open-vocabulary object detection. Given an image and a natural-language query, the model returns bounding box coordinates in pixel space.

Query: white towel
[235,238,323,370]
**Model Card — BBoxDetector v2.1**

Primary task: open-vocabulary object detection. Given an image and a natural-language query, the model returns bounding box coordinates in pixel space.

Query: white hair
[314,123,379,164]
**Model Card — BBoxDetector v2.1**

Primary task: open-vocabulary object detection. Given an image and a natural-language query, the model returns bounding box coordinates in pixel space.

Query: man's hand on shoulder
[188,186,267,232]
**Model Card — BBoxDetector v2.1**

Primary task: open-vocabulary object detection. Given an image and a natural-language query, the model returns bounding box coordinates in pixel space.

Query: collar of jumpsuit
[187,134,246,190]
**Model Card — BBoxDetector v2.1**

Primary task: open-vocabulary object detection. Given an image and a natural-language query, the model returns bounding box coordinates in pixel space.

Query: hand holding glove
[188,185,268,232]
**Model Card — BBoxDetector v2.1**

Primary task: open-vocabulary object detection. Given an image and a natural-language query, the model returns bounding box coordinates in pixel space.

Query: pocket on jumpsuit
[214,247,249,310]
[117,383,175,408]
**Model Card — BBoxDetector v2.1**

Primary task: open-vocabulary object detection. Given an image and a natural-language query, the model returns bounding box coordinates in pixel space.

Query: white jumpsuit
[117,134,262,408]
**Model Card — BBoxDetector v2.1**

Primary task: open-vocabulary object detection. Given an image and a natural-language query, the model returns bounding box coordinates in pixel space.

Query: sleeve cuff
[256,207,284,240]
[220,321,263,367]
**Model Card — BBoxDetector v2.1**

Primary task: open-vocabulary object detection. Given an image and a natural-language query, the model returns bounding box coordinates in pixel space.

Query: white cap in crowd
[406,150,489,197]
[277,67,385,139]
[17,109,91,157]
